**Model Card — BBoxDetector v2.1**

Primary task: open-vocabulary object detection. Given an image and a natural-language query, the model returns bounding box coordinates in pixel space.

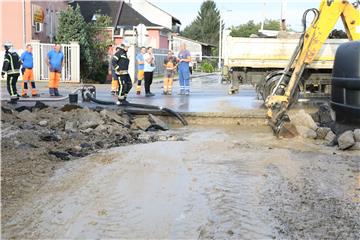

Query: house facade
[2,0,213,56]
[73,0,175,50]
[1,0,178,50]
[1,0,68,49]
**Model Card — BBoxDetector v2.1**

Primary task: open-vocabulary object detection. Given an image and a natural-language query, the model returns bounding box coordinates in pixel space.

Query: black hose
[124,108,188,126]
[85,93,115,105]
[302,8,319,32]
[85,92,188,126]
[161,107,188,126]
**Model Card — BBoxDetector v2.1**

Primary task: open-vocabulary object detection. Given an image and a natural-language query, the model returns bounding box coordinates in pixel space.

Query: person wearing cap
[112,42,132,105]
[45,43,64,96]
[20,43,39,97]
[2,42,21,103]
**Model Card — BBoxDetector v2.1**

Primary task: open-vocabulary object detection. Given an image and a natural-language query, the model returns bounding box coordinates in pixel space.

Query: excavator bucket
[275,121,298,138]
[268,111,298,138]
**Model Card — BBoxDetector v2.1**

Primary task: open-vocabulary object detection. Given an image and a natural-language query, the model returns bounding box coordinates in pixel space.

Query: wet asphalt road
[1,74,264,112]
[2,126,359,239]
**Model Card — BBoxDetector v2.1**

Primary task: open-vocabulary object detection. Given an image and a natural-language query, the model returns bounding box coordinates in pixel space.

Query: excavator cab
[264,0,360,138]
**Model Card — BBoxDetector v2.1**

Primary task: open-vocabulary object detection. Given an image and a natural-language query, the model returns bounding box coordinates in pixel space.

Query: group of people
[3,41,191,105]
[109,42,192,105]
[2,42,64,103]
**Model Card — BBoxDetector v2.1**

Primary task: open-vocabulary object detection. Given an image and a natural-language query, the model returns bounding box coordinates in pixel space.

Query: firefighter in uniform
[112,42,132,105]
[111,46,120,95]
[2,42,21,103]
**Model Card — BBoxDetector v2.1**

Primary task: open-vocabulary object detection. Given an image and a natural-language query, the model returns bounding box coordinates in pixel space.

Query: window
[35,22,43,33]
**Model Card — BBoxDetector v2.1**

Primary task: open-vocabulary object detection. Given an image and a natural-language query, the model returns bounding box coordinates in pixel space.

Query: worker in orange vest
[163,50,177,95]
[20,43,39,97]
[45,43,64,96]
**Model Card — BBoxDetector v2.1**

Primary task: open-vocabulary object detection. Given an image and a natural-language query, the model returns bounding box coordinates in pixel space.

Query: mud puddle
[2,126,359,239]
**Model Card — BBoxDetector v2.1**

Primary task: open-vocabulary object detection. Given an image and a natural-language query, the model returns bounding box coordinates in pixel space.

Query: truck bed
[223,37,348,69]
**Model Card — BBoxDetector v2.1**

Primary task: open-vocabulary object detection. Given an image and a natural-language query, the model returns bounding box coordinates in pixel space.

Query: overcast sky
[150,0,345,32]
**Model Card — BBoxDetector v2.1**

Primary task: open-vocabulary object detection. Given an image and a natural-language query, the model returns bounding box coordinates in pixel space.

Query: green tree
[56,5,112,82]
[264,19,281,31]
[230,19,280,37]
[181,0,222,46]
[88,14,113,82]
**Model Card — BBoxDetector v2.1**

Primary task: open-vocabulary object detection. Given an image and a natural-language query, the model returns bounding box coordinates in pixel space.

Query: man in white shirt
[143,47,156,97]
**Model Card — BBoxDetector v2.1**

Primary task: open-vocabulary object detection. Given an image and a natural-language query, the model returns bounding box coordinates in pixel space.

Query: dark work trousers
[144,71,154,94]
[117,74,132,100]
[7,74,19,98]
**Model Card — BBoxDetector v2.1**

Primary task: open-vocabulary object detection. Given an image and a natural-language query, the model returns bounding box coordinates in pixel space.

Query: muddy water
[3,126,359,239]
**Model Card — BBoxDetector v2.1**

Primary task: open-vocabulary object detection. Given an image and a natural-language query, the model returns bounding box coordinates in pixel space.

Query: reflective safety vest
[2,51,21,75]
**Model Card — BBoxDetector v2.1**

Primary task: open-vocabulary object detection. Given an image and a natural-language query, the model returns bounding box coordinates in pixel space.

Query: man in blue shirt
[45,43,64,96]
[177,43,191,95]
[20,43,38,97]
[135,46,146,95]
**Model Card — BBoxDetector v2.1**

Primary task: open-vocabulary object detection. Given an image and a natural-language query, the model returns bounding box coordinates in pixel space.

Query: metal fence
[39,43,73,81]
[0,42,79,82]
[133,47,220,77]
[134,47,168,78]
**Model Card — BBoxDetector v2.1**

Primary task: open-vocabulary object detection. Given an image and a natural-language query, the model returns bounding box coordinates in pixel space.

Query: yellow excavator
[265,0,360,138]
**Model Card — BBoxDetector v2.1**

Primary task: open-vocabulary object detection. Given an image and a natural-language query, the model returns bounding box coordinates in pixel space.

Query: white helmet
[3,42,12,51]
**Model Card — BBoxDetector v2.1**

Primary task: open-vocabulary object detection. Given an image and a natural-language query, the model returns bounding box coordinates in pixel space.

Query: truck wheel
[263,72,300,106]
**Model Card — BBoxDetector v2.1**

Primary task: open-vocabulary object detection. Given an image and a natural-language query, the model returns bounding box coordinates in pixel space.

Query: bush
[90,61,109,84]
[57,5,112,83]
[201,61,214,73]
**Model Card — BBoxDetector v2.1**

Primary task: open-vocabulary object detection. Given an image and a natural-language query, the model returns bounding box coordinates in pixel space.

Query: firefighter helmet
[3,42,13,51]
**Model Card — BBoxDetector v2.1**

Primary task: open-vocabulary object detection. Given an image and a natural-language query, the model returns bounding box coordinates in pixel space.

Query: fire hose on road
[81,86,188,126]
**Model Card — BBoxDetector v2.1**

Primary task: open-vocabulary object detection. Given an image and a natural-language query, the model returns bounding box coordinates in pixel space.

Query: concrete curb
[179,110,266,118]
[125,108,268,126]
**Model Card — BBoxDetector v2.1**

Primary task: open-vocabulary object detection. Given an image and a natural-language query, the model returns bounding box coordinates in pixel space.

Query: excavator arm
[265,0,360,138]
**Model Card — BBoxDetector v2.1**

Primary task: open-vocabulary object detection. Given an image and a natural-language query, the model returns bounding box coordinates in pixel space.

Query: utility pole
[261,2,266,31]
[218,14,222,70]
[281,0,287,31]
[218,9,231,70]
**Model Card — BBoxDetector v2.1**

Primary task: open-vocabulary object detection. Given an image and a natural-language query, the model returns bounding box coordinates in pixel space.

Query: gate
[32,40,80,82]
[134,47,168,78]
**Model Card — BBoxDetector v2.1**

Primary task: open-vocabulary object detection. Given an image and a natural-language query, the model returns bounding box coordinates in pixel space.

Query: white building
[172,35,215,62]
[126,0,181,32]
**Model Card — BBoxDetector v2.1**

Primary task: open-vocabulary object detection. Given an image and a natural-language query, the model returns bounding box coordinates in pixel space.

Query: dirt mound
[1,102,180,222]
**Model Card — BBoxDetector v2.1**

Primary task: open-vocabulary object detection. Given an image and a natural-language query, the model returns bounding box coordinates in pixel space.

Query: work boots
[49,88,55,96]
[54,88,61,96]
[50,88,61,97]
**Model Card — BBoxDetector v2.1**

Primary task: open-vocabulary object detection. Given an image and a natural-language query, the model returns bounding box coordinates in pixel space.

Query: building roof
[117,2,162,29]
[145,0,181,25]
[70,1,122,27]
[70,0,165,30]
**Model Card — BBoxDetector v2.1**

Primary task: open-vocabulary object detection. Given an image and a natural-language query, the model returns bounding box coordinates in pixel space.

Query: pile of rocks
[290,108,359,151]
[1,102,182,161]
[337,129,360,150]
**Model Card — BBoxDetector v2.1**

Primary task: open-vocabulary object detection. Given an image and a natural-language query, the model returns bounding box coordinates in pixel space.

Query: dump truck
[222,31,348,99]
[224,0,359,138]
